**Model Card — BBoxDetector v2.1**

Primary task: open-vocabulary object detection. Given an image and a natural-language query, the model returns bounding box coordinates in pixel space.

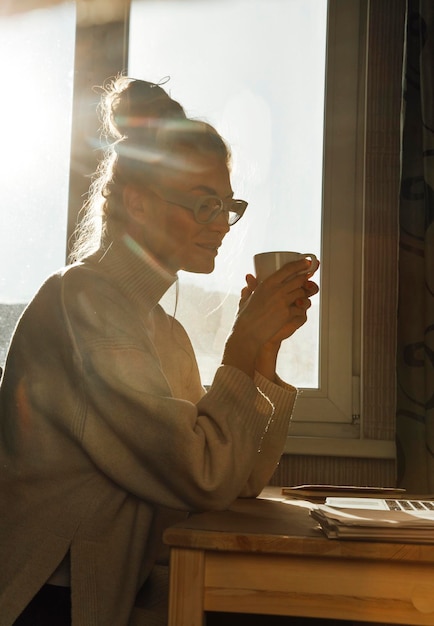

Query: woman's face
[131,151,233,275]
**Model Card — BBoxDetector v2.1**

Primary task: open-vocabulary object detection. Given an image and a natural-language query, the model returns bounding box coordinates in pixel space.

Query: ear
[123,184,150,226]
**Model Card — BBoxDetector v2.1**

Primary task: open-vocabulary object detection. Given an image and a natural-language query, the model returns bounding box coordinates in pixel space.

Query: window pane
[129,0,327,387]
[0,3,75,366]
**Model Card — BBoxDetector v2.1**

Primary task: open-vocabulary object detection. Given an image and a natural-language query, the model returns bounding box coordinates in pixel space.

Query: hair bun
[108,77,186,138]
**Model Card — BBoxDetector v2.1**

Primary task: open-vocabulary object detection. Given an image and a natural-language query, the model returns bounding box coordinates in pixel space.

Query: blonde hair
[69,76,230,263]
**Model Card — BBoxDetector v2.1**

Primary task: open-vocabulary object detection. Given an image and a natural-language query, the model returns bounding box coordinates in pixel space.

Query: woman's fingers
[238,274,258,313]
[295,296,312,309]
[234,262,319,348]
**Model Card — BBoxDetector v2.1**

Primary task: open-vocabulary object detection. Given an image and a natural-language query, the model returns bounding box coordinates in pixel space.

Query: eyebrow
[190,185,234,199]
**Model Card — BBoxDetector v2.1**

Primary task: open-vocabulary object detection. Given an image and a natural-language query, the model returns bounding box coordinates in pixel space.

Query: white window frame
[290,0,365,428]
[287,0,396,460]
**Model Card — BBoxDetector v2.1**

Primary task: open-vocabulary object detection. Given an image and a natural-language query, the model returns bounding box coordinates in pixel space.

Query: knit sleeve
[239,372,297,496]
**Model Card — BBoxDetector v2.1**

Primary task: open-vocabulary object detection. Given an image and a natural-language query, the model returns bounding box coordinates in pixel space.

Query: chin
[183,261,215,274]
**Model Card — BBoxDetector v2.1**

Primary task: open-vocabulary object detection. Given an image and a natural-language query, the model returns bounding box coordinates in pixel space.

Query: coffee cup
[254,251,318,281]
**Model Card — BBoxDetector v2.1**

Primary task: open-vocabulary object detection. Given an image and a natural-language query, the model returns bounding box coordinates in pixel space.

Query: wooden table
[163,487,434,625]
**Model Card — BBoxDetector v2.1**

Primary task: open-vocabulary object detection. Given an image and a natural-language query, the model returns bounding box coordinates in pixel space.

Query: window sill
[284,435,396,459]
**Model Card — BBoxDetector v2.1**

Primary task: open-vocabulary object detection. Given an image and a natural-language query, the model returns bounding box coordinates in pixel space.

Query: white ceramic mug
[254,251,318,281]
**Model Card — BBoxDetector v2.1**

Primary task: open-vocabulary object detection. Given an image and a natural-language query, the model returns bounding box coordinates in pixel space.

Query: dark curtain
[396,0,434,491]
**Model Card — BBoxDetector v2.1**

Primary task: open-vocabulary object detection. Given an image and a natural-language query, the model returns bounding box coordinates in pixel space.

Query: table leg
[168,547,205,626]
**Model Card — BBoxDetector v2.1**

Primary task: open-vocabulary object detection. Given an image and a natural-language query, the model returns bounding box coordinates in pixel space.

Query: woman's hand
[222,258,319,380]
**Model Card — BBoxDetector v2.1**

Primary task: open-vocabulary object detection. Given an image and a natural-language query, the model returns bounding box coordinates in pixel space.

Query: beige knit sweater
[0,235,296,626]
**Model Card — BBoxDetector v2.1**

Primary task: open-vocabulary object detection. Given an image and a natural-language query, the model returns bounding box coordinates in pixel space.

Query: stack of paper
[311,505,434,543]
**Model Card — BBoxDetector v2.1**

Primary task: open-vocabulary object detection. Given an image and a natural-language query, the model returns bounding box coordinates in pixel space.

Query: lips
[197,242,221,252]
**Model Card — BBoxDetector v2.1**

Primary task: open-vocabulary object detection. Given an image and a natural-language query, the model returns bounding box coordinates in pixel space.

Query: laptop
[325,496,434,512]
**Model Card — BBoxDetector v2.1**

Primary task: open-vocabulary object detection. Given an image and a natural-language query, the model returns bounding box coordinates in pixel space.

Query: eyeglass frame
[151,185,248,226]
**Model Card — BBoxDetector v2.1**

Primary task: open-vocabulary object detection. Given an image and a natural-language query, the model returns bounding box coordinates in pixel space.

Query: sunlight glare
[0,3,75,303]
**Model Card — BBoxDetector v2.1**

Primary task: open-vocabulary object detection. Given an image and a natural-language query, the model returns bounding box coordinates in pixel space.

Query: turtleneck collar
[84,234,177,314]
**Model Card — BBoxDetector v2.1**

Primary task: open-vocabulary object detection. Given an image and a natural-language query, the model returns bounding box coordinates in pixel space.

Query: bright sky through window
[129,0,327,387]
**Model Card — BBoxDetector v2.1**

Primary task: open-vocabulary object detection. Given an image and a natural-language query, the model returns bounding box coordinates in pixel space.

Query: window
[0,2,75,365]
[128,0,369,447]
[129,0,325,392]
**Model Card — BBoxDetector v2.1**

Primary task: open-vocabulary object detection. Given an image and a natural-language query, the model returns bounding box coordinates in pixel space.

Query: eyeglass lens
[196,197,242,225]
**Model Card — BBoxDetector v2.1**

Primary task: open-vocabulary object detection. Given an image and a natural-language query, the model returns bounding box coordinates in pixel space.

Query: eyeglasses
[153,186,248,226]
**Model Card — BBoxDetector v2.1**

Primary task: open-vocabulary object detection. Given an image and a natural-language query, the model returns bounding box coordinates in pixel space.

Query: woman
[0,77,319,626]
